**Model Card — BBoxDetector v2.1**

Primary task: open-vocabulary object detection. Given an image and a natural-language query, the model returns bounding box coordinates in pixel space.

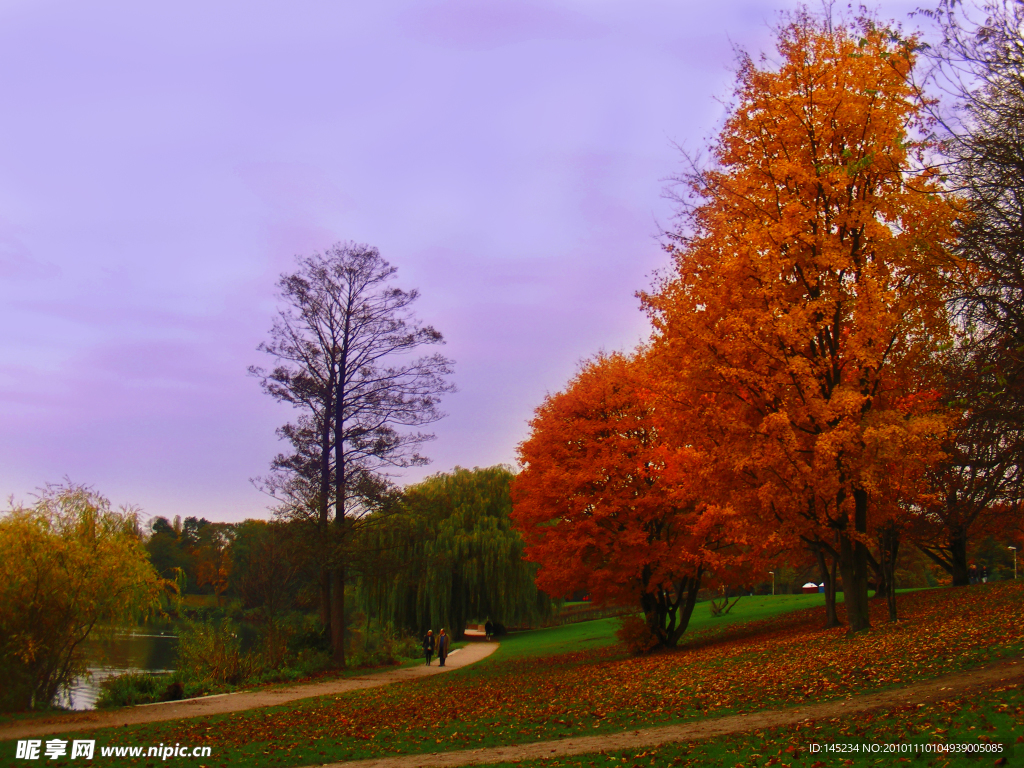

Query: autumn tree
[146,516,233,601]
[189,522,233,605]
[512,353,752,649]
[252,242,454,664]
[643,11,960,632]
[0,484,166,711]
[360,466,547,638]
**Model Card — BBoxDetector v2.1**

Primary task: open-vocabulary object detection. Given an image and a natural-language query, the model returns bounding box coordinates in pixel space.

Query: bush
[347,624,422,668]
[95,672,164,708]
[287,617,330,655]
[176,618,265,688]
[393,631,421,659]
[708,594,741,617]
[172,614,339,693]
[616,614,660,656]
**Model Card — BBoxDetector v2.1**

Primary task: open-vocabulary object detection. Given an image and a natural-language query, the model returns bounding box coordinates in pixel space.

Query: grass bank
[2,584,1018,768]
[488,677,1022,767]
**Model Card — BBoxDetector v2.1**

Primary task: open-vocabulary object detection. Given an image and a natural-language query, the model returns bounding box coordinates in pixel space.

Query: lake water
[58,628,179,711]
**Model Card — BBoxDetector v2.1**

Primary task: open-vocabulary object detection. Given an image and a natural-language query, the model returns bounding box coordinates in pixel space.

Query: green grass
[492,618,621,660]
[492,593,838,663]
[176,593,222,609]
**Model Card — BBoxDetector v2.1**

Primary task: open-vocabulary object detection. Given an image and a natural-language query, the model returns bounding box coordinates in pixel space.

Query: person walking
[423,629,434,666]
[437,628,450,667]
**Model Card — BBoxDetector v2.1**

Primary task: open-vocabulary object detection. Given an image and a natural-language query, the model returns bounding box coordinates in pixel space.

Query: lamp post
[768,571,775,596]
[1010,546,1018,580]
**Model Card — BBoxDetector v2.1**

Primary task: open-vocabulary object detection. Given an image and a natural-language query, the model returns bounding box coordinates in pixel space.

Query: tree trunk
[867,549,886,600]
[916,528,970,586]
[841,488,872,633]
[647,571,702,648]
[812,541,842,628]
[829,554,839,624]
[330,566,346,665]
[886,533,899,623]
[880,522,900,622]
[949,528,969,587]
[320,568,332,636]
[320,369,335,643]
[333,322,350,667]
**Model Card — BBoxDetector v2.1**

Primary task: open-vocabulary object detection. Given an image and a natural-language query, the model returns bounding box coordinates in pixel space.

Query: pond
[58,626,179,711]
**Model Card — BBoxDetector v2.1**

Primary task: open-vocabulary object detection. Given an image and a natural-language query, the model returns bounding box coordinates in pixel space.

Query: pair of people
[423,628,450,666]
[968,563,989,585]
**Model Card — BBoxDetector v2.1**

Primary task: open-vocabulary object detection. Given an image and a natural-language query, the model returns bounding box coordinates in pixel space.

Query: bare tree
[251,242,454,664]
[913,0,1024,566]
[919,1,1024,414]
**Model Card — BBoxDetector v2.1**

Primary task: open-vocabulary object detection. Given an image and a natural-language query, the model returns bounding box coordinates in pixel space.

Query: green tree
[0,484,166,711]
[145,517,192,581]
[361,466,547,638]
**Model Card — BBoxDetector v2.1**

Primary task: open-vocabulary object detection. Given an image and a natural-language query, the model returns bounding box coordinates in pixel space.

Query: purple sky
[0,0,924,522]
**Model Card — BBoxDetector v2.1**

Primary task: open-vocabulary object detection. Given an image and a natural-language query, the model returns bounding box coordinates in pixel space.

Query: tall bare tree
[915,0,1024,565]
[251,242,454,664]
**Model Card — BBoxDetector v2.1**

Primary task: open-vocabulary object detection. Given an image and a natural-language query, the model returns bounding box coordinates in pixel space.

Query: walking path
[315,658,1023,768]
[0,643,498,741]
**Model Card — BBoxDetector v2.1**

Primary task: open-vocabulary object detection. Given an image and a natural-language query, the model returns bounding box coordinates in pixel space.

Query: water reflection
[58,628,179,711]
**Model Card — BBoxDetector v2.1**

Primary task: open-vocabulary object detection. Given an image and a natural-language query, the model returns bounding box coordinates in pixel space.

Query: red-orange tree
[511,353,752,648]
[643,11,960,632]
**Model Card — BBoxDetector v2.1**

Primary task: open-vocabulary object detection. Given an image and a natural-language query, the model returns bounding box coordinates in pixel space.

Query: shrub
[708,594,741,617]
[347,624,422,668]
[175,618,264,687]
[95,672,165,708]
[616,614,660,656]
[288,617,330,655]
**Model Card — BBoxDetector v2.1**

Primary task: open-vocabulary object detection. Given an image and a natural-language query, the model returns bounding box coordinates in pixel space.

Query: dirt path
[0,643,499,741]
[318,658,1024,768]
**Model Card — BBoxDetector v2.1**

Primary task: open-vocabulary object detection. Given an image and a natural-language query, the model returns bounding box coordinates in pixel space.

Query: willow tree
[0,484,165,711]
[361,466,547,638]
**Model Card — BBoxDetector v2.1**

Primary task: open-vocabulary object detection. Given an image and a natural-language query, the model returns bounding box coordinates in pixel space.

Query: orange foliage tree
[511,353,755,649]
[643,11,960,632]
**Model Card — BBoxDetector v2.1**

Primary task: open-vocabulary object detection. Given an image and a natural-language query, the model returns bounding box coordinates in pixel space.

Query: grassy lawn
[1,584,1019,768]
[488,678,1023,767]
[490,593,844,667]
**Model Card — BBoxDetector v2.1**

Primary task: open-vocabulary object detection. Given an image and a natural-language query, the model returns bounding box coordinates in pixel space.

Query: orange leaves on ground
[106,583,1023,765]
